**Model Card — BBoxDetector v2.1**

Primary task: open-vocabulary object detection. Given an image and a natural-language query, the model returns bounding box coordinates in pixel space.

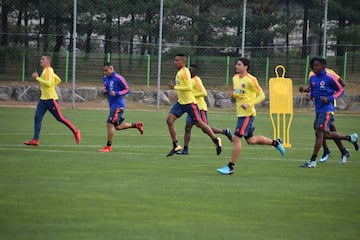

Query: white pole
[156,0,164,111]
[72,0,77,109]
[322,0,328,58]
[241,0,247,57]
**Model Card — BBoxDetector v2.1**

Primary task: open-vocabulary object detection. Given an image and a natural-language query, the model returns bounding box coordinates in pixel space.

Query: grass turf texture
[0,107,359,240]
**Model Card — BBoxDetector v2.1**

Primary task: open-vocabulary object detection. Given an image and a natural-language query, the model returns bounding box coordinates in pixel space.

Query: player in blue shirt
[300,58,358,168]
[99,63,144,152]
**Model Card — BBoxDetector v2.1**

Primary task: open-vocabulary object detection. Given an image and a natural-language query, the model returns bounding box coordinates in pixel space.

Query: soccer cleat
[275,138,285,156]
[136,122,144,135]
[319,151,331,163]
[215,137,222,155]
[176,149,189,155]
[166,145,182,157]
[99,146,112,152]
[300,160,316,168]
[24,139,39,146]
[216,165,234,175]
[350,133,359,151]
[224,128,233,142]
[74,129,81,144]
[340,150,350,165]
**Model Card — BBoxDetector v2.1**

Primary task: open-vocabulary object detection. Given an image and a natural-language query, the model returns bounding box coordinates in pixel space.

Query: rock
[75,87,97,101]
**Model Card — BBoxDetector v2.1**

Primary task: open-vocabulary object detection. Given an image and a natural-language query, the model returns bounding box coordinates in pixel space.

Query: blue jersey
[103,71,130,109]
[309,70,344,113]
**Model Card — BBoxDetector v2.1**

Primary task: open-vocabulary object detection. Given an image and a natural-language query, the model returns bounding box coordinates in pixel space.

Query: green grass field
[0,107,359,240]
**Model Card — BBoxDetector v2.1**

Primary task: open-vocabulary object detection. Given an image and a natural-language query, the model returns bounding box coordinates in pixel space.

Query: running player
[217,57,285,175]
[166,53,222,157]
[98,63,144,152]
[177,63,232,155]
[24,54,81,146]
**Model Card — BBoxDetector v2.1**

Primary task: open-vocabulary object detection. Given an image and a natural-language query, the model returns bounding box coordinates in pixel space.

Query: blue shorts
[315,112,334,131]
[186,110,208,124]
[234,116,255,139]
[169,102,200,121]
[107,108,125,126]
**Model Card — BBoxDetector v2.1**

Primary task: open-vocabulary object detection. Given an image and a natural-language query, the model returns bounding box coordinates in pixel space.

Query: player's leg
[301,113,328,168]
[217,117,247,175]
[166,102,184,156]
[24,100,47,146]
[48,99,81,144]
[177,116,193,155]
[99,108,120,152]
[189,104,221,155]
[114,109,144,134]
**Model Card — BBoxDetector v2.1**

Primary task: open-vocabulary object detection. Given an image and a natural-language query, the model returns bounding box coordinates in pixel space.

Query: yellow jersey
[232,73,265,117]
[191,75,207,111]
[174,66,196,104]
[36,67,61,100]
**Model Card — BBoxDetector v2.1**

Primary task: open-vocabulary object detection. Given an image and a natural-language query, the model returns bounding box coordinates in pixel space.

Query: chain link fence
[1,0,359,87]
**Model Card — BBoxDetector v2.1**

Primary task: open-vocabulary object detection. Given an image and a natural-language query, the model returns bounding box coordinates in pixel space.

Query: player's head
[103,62,114,77]
[235,57,250,74]
[40,54,52,68]
[174,53,187,69]
[313,58,326,74]
[189,64,199,78]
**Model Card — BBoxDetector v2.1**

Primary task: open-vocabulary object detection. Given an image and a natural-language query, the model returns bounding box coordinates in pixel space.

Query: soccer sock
[346,135,351,141]
[107,141,112,146]
[212,138,218,144]
[341,148,347,155]
[228,162,235,170]
[310,155,317,161]
[132,123,136,128]
[323,147,330,153]
[183,146,188,151]
[271,140,278,146]
[172,141,178,148]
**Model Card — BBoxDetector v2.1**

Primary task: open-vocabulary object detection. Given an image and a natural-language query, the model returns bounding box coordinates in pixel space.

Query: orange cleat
[99,146,112,152]
[24,139,39,146]
[74,129,81,144]
[135,122,144,135]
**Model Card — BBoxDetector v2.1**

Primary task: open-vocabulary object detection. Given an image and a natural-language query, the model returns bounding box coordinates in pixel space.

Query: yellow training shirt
[36,67,61,100]
[174,66,196,105]
[232,73,265,117]
[192,76,207,111]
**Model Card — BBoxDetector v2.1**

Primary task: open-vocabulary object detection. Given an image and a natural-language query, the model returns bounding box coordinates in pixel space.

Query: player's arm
[34,68,54,87]
[248,78,265,106]
[192,78,207,97]
[114,76,130,96]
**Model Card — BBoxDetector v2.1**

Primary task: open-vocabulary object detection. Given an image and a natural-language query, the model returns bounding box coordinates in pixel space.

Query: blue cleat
[300,160,316,168]
[319,151,331,163]
[216,165,234,175]
[275,139,285,156]
[350,133,359,151]
[176,149,189,155]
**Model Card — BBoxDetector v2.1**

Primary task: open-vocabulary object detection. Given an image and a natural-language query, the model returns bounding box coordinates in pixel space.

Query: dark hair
[237,57,250,71]
[189,63,199,70]
[103,62,113,67]
[316,58,327,65]
[176,53,186,57]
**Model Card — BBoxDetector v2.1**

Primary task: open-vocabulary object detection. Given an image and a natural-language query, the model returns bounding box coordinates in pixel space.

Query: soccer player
[166,53,222,157]
[299,57,351,164]
[24,55,81,146]
[300,58,358,168]
[216,57,285,175]
[98,63,144,152]
[177,64,232,155]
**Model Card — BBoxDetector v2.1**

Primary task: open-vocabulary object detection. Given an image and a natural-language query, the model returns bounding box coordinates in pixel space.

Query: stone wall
[1,85,360,111]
